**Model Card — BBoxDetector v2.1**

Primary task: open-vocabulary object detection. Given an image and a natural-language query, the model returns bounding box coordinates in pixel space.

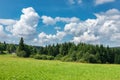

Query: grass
[0,54,120,80]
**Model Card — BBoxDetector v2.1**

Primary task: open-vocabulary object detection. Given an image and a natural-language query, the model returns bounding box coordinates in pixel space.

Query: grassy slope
[0,55,120,80]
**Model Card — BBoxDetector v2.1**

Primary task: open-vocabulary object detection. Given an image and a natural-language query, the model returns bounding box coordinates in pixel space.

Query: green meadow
[0,54,120,80]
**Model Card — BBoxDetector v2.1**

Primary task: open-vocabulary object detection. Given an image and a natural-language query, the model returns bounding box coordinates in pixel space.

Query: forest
[0,37,120,64]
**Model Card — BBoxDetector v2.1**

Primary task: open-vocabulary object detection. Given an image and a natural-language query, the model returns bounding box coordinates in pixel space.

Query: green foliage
[16,37,31,57]
[55,54,63,60]
[16,50,27,57]
[33,54,54,60]
[1,39,120,64]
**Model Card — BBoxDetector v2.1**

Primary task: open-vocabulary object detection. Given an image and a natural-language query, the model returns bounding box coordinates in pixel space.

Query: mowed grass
[0,55,120,80]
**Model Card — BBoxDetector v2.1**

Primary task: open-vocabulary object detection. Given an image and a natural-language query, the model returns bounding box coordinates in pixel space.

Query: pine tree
[16,37,27,57]
[18,37,24,51]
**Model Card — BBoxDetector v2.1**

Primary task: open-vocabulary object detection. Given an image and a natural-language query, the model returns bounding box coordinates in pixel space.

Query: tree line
[0,37,120,64]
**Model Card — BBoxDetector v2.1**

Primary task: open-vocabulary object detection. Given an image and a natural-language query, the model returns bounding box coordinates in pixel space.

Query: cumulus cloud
[41,16,80,25]
[72,32,99,44]
[0,25,9,39]
[0,25,6,38]
[37,31,66,45]
[1,7,120,46]
[41,16,56,25]
[0,19,16,25]
[95,0,115,5]
[36,8,120,46]
[0,7,40,44]
[55,17,80,23]
[8,7,40,39]
[63,8,120,45]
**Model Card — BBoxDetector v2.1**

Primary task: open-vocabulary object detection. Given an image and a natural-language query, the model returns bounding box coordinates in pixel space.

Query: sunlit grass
[0,54,120,80]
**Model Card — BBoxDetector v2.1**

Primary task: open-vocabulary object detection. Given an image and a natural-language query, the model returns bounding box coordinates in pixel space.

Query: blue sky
[0,0,120,46]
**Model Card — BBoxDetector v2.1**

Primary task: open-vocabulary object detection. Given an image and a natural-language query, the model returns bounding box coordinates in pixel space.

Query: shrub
[33,54,42,59]
[78,58,87,63]
[16,50,27,57]
[46,55,54,60]
[88,54,97,63]
[41,55,47,60]
[61,55,73,62]
[55,54,63,60]
[33,54,54,60]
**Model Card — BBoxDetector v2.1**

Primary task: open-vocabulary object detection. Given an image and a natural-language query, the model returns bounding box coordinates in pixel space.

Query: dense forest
[0,37,120,64]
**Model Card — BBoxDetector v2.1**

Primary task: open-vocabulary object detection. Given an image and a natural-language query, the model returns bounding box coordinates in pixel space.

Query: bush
[41,55,47,60]
[88,54,97,63]
[33,54,54,60]
[16,50,27,57]
[46,56,54,60]
[78,58,87,63]
[55,54,63,60]
[33,54,42,59]
[61,55,73,62]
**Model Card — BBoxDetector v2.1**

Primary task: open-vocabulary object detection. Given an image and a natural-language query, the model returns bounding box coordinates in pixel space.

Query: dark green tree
[16,37,30,57]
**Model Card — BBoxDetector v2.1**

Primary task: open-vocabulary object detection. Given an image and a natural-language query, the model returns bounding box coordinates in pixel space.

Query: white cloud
[0,25,7,38]
[1,7,120,47]
[8,7,40,39]
[41,16,80,25]
[0,25,11,40]
[37,31,66,46]
[95,0,115,5]
[0,19,16,25]
[72,32,99,44]
[63,9,120,45]
[36,8,120,46]
[64,22,87,36]
[41,16,56,25]
[55,17,80,23]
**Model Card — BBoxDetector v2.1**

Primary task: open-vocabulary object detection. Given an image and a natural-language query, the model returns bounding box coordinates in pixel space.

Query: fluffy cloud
[0,19,16,25]
[0,25,9,39]
[0,7,39,44]
[55,17,80,23]
[1,7,120,46]
[64,8,120,45]
[36,8,120,46]
[95,0,115,5]
[72,32,99,44]
[41,16,56,25]
[0,25,11,41]
[37,31,66,45]
[8,7,40,39]
[41,16,80,25]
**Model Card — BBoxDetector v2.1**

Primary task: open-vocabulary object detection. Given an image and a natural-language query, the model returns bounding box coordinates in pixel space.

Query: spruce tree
[16,37,27,57]
[18,37,24,51]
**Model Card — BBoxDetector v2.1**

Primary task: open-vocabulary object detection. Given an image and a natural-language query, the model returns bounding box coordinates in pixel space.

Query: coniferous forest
[0,37,120,64]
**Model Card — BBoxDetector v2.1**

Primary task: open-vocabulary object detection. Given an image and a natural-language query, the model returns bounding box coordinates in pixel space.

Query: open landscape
[0,0,120,80]
[0,54,120,80]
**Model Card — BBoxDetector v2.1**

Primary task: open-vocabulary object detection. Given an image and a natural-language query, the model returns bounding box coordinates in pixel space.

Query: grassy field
[0,55,120,80]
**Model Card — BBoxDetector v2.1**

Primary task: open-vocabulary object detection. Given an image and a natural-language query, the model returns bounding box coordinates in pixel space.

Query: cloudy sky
[0,0,120,46]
